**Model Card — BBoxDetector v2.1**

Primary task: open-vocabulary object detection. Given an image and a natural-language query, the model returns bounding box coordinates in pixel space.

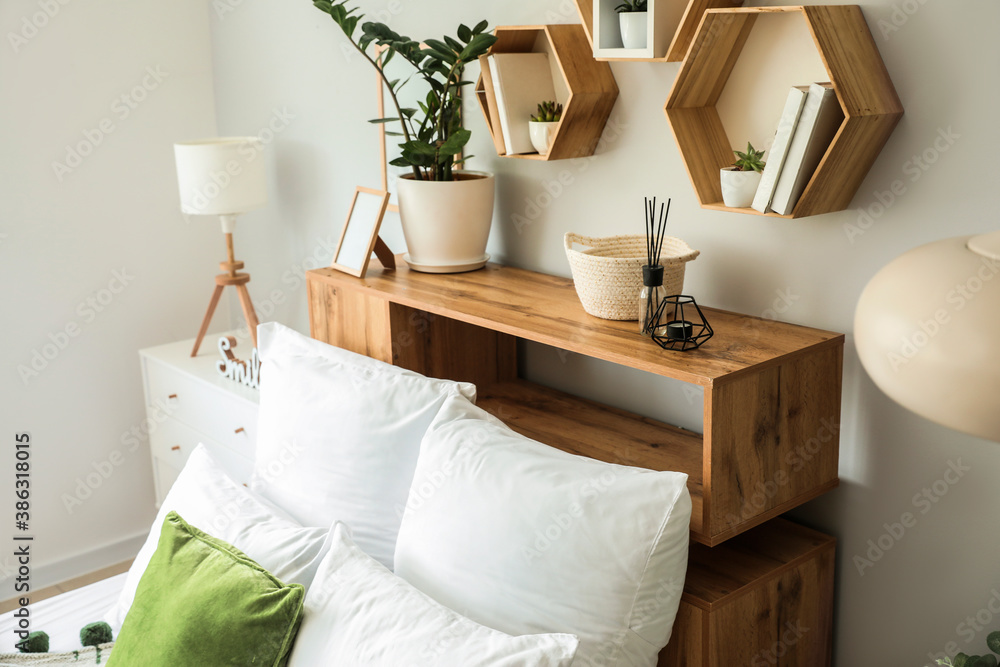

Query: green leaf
[987,632,1000,655]
[438,128,471,155]
[473,19,489,34]
[401,140,437,156]
[444,35,464,53]
[368,117,400,124]
[457,24,472,42]
[388,156,412,168]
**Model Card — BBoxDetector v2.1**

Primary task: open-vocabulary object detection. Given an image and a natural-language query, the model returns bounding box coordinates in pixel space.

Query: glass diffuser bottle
[639,264,665,336]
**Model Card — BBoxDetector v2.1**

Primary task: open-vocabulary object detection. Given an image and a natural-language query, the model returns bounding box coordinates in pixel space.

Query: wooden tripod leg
[192,285,226,357]
[236,284,260,348]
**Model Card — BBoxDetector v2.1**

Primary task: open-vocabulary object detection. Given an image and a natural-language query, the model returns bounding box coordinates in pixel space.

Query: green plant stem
[343,36,425,181]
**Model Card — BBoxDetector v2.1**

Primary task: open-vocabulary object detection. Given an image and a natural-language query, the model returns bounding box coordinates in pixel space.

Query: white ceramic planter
[619,12,648,50]
[397,171,495,273]
[528,121,559,156]
[720,168,762,208]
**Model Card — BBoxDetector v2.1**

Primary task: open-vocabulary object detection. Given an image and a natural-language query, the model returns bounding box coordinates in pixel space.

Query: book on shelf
[769,82,845,216]
[477,55,507,156]
[487,53,557,155]
[751,86,807,213]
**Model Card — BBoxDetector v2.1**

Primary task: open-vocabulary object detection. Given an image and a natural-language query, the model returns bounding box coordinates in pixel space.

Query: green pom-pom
[17,631,49,653]
[80,621,113,647]
[988,631,1000,655]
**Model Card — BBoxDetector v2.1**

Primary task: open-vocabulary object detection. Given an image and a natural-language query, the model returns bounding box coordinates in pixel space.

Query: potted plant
[528,101,562,156]
[616,0,648,50]
[314,1,498,273]
[720,142,765,208]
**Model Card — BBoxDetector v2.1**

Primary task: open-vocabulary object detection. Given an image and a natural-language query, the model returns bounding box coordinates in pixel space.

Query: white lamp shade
[174,137,267,216]
[855,233,1000,442]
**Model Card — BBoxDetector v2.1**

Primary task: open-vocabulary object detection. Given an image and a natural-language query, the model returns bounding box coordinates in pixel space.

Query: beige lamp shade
[855,231,1000,442]
[174,137,267,216]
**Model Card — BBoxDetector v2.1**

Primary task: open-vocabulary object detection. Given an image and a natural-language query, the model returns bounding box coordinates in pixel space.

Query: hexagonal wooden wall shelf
[572,0,747,62]
[665,5,904,218]
[475,24,619,161]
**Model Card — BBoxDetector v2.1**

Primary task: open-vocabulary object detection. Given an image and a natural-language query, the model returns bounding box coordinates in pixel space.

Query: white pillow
[251,322,475,570]
[288,523,579,667]
[393,395,692,667]
[105,445,333,630]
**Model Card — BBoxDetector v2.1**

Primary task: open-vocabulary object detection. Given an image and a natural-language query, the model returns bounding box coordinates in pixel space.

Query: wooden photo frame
[330,186,392,278]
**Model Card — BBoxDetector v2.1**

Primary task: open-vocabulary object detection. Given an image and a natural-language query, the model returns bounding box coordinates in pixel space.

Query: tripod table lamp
[174,137,267,357]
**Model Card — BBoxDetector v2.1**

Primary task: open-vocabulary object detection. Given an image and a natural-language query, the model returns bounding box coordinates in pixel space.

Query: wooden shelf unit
[665,5,903,218]
[307,261,843,547]
[573,0,746,62]
[475,24,619,161]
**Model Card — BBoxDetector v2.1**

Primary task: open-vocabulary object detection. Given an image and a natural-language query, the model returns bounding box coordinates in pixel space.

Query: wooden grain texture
[664,5,903,219]
[708,536,835,666]
[664,106,732,206]
[658,602,704,666]
[307,263,842,386]
[666,0,748,63]
[389,303,518,389]
[706,344,842,542]
[477,380,706,538]
[477,25,618,161]
[657,518,835,666]
[307,279,393,364]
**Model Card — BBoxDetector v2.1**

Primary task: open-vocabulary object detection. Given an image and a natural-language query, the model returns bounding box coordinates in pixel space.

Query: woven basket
[564,233,700,320]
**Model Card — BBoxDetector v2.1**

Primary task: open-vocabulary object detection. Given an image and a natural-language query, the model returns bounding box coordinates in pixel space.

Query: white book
[751,86,808,213]
[770,83,845,216]
[488,53,557,155]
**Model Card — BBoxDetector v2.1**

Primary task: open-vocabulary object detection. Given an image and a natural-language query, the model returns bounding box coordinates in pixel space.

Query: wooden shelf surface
[477,379,706,538]
[309,262,842,387]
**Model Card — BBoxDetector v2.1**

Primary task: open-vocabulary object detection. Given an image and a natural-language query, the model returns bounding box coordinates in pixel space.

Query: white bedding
[0,574,126,654]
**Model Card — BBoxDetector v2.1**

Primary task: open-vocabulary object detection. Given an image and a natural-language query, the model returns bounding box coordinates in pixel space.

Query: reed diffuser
[639,197,671,335]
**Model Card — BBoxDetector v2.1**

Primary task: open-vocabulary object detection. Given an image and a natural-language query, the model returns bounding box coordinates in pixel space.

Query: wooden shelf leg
[192,285,225,357]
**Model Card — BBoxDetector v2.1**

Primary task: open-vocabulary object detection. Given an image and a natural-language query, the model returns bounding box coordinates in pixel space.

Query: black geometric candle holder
[650,295,714,351]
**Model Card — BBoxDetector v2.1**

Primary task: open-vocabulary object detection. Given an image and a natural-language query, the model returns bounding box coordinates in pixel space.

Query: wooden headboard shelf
[306,259,838,665]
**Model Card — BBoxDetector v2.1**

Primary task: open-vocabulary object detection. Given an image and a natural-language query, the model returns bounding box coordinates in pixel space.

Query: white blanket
[0,643,113,666]
[0,574,126,654]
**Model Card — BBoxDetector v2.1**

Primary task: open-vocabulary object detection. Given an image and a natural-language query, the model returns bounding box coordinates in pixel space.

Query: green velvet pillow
[107,511,305,667]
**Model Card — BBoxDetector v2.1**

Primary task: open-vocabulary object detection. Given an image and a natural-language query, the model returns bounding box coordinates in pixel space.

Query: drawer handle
[171,446,181,452]
[234,427,246,435]
[167,394,178,400]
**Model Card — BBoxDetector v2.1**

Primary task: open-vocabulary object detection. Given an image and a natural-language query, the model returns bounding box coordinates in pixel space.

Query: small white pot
[619,12,648,50]
[720,167,762,208]
[528,121,559,156]
[397,171,495,273]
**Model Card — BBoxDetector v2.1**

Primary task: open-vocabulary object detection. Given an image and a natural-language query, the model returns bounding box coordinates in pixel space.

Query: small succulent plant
[615,0,647,12]
[530,101,563,123]
[732,142,766,173]
[936,630,1000,667]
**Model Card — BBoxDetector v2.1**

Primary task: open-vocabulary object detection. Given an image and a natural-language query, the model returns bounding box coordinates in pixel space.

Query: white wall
[0,0,219,586]
[209,1,1000,664]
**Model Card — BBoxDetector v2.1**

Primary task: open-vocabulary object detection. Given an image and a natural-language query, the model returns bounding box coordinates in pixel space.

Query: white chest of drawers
[139,333,259,505]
